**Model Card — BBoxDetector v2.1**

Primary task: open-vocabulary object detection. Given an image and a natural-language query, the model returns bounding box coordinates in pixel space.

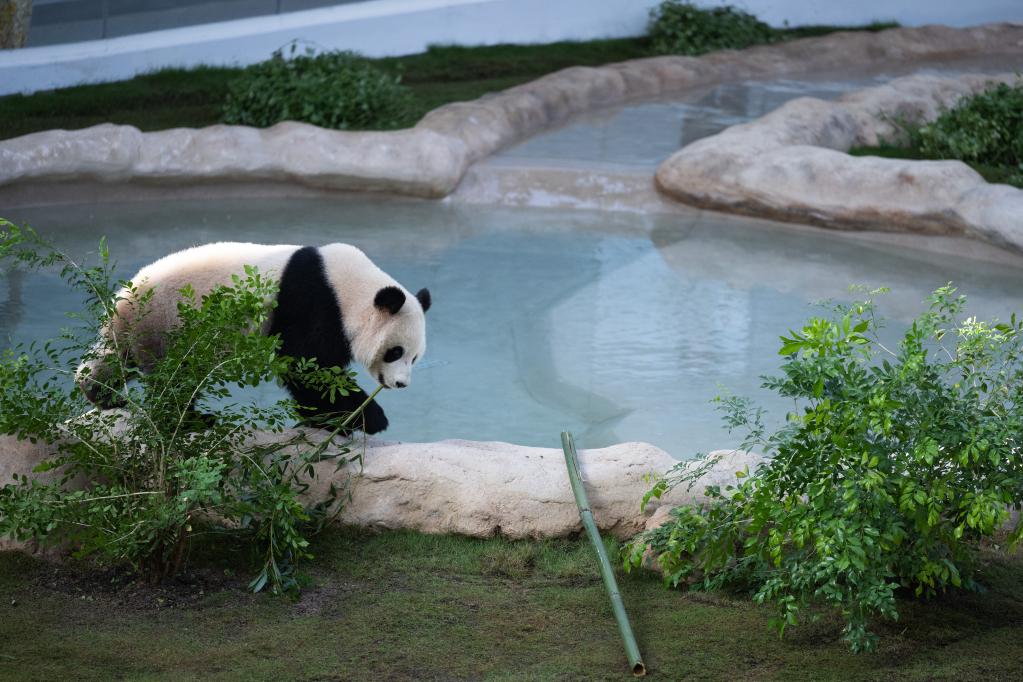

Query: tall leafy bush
[648,1,777,56]
[628,287,1023,651]
[222,46,417,130]
[0,222,366,594]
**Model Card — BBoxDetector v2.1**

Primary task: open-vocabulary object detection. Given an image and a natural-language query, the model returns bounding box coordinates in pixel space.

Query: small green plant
[648,1,777,56]
[0,221,365,595]
[627,286,1023,652]
[222,45,417,130]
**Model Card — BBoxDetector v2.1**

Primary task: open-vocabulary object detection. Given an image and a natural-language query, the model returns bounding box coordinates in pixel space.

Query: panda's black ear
[416,288,431,313]
[374,286,406,315]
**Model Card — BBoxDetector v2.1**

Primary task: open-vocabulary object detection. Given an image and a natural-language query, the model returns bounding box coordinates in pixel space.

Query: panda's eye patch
[383,346,404,363]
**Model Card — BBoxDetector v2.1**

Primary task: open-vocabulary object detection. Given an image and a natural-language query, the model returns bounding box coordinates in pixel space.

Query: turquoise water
[497,59,1023,167]
[3,197,1023,457]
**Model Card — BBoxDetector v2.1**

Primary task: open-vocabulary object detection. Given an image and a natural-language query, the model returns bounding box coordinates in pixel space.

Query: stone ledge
[449,160,682,214]
[1,23,1021,201]
[0,430,761,544]
[655,72,1023,252]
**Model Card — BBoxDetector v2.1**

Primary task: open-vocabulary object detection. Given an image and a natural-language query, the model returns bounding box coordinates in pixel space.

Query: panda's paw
[80,380,128,410]
[183,409,217,430]
[360,401,389,435]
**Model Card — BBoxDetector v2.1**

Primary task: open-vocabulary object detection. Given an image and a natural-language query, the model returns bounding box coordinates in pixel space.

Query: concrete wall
[0,0,1020,97]
[30,1,398,47]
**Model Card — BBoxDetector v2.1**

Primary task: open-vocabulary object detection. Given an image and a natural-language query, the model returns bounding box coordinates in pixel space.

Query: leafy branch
[628,286,1023,652]
[0,220,371,594]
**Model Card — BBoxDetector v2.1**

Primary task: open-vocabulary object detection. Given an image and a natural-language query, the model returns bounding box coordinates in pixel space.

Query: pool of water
[496,57,1023,167]
[3,197,1023,457]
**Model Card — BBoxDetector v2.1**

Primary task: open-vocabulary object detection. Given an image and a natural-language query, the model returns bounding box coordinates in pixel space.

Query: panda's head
[318,243,431,390]
[362,284,431,390]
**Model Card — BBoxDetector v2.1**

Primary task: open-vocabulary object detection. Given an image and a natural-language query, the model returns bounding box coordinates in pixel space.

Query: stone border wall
[1,23,1021,201]
[0,430,761,543]
[655,71,1023,253]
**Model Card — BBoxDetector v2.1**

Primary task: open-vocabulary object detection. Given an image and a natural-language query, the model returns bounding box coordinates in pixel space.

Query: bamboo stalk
[338,385,384,432]
[561,431,646,677]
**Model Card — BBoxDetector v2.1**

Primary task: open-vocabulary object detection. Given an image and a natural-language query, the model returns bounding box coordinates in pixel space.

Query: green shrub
[627,286,1023,652]
[0,222,366,595]
[915,80,1023,185]
[648,1,777,56]
[222,46,417,130]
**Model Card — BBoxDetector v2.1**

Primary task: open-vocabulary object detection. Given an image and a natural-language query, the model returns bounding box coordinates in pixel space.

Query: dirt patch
[20,555,251,610]
[291,575,358,619]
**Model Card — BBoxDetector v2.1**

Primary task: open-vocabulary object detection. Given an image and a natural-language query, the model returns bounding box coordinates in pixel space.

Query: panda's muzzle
[378,374,408,389]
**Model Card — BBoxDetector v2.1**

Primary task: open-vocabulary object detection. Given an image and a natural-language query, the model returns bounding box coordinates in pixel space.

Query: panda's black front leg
[288,379,388,435]
[328,383,389,435]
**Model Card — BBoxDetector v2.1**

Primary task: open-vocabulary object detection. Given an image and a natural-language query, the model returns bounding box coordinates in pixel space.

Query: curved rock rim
[0,428,763,544]
[654,71,1023,253]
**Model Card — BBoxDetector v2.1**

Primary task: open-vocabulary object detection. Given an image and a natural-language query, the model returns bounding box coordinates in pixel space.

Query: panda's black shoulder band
[270,246,352,370]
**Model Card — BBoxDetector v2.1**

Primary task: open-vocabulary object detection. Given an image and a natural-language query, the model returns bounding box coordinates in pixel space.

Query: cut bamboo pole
[561,431,646,677]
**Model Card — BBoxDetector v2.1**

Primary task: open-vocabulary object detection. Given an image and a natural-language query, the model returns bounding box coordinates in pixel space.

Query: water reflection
[2,198,1022,457]
[0,267,24,342]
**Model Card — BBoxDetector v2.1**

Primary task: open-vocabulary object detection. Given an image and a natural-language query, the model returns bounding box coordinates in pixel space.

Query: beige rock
[326,441,761,539]
[2,23,1021,202]
[0,123,469,198]
[655,72,1023,252]
[0,428,763,544]
[0,434,78,552]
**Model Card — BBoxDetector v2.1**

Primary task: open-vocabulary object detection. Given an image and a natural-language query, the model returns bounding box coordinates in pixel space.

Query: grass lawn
[849,144,1023,188]
[0,23,897,142]
[1,528,1021,681]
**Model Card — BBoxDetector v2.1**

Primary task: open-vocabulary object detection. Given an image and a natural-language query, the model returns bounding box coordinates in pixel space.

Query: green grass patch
[850,80,1023,189]
[1,23,897,141]
[0,66,238,140]
[1,528,1021,680]
[0,39,650,141]
[774,21,898,41]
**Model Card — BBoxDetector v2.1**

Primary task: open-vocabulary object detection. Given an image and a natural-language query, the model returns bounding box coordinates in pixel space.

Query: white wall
[0,0,1020,97]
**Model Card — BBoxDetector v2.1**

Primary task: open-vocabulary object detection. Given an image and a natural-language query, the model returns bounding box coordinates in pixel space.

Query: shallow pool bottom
[3,196,1023,458]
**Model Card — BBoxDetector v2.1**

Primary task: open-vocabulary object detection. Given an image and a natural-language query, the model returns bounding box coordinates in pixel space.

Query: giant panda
[77,242,431,434]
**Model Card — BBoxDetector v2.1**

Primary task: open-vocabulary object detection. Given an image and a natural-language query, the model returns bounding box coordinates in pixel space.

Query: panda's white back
[114,242,299,358]
[131,242,300,298]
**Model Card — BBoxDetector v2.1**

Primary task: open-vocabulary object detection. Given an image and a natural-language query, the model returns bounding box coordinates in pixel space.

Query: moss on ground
[1,528,1021,680]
